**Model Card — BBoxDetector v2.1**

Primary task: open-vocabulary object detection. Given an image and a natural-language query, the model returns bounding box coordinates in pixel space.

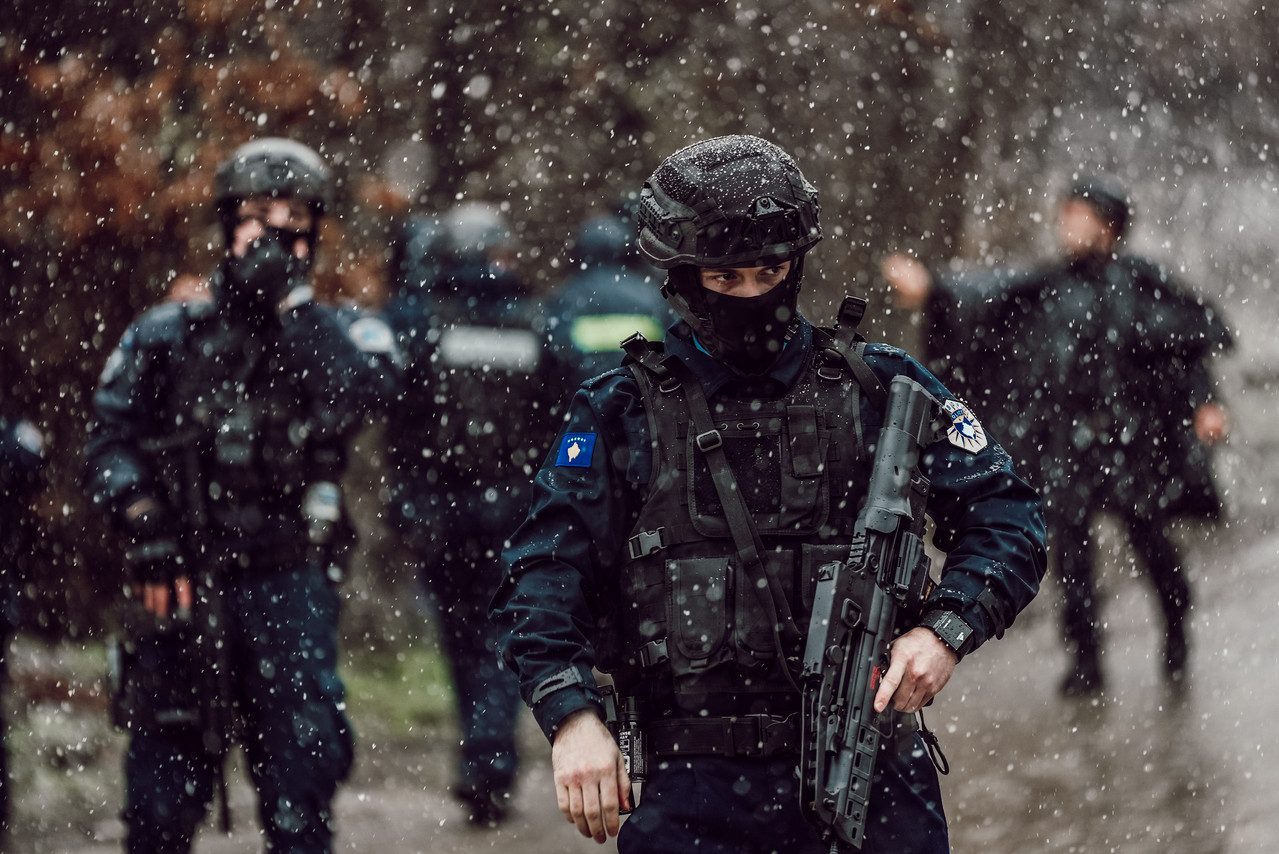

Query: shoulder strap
[813,296,888,410]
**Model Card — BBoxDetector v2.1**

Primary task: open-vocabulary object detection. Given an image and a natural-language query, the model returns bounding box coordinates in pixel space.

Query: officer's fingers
[556,779,573,824]
[566,784,593,838]
[891,666,926,713]
[596,761,624,838]
[174,577,193,613]
[615,753,633,816]
[144,583,170,616]
[579,782,607,843]
[874,659,905,713]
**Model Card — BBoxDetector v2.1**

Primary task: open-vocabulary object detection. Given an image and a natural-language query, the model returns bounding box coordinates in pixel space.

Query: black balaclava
[667,255,805,376]
[221,223,314,321]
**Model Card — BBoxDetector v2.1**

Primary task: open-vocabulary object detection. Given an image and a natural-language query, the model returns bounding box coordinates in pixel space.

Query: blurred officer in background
[540,209,674,405]
[86,138,399,854]
[383,202,552,826]
[884,175,1233,696]
[0,369,45,842]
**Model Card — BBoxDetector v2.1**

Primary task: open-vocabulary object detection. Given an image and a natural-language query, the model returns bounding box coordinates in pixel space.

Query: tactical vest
[152,305,346,551]
[399,290,549,487]
[608,310,884,716]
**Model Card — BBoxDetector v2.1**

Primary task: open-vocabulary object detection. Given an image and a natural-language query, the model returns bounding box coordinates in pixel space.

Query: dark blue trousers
[124,567,353,854]
[418,530,522,791]
[619,736,949,854]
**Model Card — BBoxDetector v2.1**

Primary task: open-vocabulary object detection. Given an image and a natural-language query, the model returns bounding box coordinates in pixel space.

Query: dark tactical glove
[124,504,184,584]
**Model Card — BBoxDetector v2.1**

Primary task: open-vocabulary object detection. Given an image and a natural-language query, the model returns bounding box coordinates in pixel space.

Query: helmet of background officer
[439,201,517,271]
[1059,174,1130,260]
[575,213,643,271]
[636,135,821,375]
[213,138,333,318]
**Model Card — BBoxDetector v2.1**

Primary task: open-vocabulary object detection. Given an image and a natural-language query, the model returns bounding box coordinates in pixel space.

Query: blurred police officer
[540,210,674,402]
[884,176,1233,696]
[491,136,1047,853]
[86,138,399,854]
[0,378,45,840]
[383,202,549,826]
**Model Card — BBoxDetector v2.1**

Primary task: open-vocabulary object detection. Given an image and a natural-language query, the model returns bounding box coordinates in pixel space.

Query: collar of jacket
[665,317,813,400]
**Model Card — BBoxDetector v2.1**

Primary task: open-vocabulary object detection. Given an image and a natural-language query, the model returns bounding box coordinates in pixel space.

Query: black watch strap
[921,610,975,659]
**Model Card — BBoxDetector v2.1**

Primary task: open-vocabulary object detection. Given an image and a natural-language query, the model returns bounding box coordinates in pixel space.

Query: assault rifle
[799,375,939,852]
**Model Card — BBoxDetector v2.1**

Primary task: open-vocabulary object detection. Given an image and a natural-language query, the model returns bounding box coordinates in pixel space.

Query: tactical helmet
[440,202,512,260]
[1068,174,1130,238]
[637,135,821,269]
[575,213,637,268]
[214,138,333,214]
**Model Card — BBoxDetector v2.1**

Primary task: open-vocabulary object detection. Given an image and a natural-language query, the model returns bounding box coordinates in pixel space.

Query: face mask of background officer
[223,196,316,318]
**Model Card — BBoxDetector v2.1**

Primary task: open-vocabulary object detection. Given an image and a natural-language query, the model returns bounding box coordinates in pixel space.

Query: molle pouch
[732,550,794,668]
[214,408,256,469]
[665,557,733,674]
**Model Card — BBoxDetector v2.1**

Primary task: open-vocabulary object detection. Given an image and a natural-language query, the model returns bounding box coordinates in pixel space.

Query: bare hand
[881,253,933,312]
[551,709,630,843]
[1193,402,1228,445]
[139,577,193,618]
[873,627,958,714]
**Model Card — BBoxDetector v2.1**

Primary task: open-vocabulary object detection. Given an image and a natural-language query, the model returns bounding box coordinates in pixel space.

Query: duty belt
[647,714,799,758]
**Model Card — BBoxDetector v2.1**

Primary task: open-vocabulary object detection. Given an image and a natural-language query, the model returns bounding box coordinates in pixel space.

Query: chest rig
[611,299,890,715]
[159,307,344,545]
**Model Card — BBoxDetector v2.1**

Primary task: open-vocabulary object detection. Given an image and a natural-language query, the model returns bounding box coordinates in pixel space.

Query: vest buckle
[627,527,666,559]
[638,638,669,668]
[817,363,843,381]
[695,429,723,452]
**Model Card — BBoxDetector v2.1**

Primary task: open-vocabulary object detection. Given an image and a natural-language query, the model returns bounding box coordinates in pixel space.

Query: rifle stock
[800,375,938,852]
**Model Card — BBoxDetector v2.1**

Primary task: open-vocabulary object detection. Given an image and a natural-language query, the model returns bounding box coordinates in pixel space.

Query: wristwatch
[920,610,975,659]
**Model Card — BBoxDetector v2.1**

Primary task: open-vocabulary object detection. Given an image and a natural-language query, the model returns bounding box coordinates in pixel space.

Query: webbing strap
[815,295,889,410]
[647,714,800,757]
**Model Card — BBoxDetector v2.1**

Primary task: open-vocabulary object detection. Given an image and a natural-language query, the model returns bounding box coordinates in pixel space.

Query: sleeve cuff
[533,685,604,742]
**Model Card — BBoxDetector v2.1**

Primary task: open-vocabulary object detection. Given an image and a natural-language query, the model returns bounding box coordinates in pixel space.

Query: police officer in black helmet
[87,137,399,854]
[492,136,1047,853]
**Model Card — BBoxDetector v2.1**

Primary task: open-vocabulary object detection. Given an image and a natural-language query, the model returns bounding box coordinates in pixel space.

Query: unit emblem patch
[943,399,988,453]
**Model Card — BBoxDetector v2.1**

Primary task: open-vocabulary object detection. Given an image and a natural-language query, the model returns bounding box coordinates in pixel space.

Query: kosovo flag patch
[556,433,598,467]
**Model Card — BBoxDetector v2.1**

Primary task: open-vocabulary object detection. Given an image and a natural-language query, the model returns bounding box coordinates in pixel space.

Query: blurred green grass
[4,631,458,848]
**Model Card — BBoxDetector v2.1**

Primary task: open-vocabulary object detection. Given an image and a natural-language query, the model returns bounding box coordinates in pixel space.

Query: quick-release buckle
[695,429,723,452]
[638,638,669,668]
[627,528,667,559]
